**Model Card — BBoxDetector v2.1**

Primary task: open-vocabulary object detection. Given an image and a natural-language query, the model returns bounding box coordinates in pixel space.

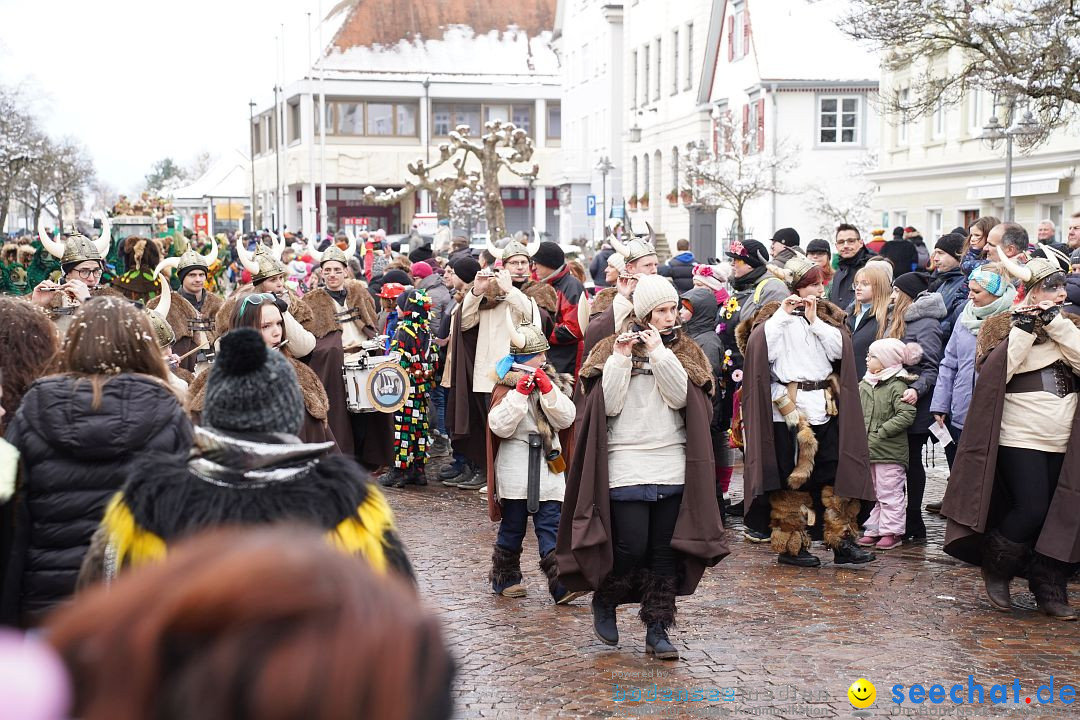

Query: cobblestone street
[386,457,1080,719]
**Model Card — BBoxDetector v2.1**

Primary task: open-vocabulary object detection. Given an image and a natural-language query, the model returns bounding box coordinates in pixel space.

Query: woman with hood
[1,297,192,626]
[679,286,728,505]
[883,272,947,541]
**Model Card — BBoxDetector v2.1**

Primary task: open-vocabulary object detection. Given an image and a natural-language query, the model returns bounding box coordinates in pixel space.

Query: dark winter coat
[589,247,615,287]
[1063,275,1080,317]
[1,374,192,626]
[659,252,696,294]
[848,305,881,380]
[830,247,874,314]
[681,287,723,376]
[879,240,919,276]
[929,267,968,336]
[417,274,453,331]
[887,293,947,436]
[540,265,585,376]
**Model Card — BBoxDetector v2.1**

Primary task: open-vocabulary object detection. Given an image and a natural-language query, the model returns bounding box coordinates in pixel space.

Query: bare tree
[450,181,486,238]
[447,121,538,239]
[683,115,798,240]
[362,144,480,222]
[0,84,42,232]
[804,151,878,237]
[17,136,94,229]
[838,0,1080,145]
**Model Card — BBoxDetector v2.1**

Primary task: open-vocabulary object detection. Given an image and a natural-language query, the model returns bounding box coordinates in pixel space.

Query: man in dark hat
[769,228,802,268]
[531,241,585,376]
[928,232,968,335]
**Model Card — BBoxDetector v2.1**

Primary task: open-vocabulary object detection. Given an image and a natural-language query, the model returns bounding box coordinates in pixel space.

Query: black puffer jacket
[1,374,192,626]
[659,253,696,294]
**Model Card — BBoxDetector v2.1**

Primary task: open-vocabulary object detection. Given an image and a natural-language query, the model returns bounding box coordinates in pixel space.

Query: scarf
[495,352,540,380]
[863,365,903,386]
[958,284,1017,333]
[327,288,348,305]
[730,265,768,292]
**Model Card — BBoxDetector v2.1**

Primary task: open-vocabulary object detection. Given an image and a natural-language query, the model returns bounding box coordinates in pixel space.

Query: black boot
[406,462,427,486]
[489,544,525,598]
[832,538,876,565]
[378,468,406,488]
[778,548,821,567]
[981,530,1030,612]
[640,573,679,660]
[539,551,586,605]
[1027,552,1078,620]
[592,573,635,646]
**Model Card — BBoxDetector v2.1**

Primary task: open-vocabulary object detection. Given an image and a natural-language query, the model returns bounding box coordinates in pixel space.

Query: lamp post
[526,174,536,231]
[982,100,1041,222]
[595,156,614,226]
[248,100,258,232]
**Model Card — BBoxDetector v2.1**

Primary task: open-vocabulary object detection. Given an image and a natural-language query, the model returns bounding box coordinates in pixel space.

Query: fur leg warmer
[1027,552,1077,618]
[594,569,641,609]
[822,485,861,549]
[787,415,818,490]
[770,490,814,554]
[638,572,678,629]
[489,544,523,590]
[539,550,564,600]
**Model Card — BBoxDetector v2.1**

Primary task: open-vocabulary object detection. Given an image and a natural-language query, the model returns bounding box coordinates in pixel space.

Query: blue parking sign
[586,195,596,216]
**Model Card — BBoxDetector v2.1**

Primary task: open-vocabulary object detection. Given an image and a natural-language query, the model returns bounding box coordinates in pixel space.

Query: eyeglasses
[851,280,873,290]
[836,238,862,246]
[237,292,277,318]
[72,267,103,280]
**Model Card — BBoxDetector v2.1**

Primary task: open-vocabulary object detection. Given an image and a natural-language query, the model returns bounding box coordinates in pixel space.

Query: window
[367,103,394,135]
[643,45,650,104]
[671,147,679,193]
[654,38,661,101]
[484,104,510,123]
[314,100,331,136]
[685,22,694,90]
[927,209,943,242]
[263,112,277,151]
[396,104,417,136]
[288,101,301,142]
[747,100,760,154]
[546,103,561,140]
[321,101,419,137]
[631,50,638,108]
[731,3,746,60]
[818,96,860,144]
[932,99,945,139]
[642,153,650,199]
[897,88,910,145]
[511,104,532,133]
[968,87,986,134]
[432,102,482,135]
[632,156,638,198]
[672,29,679,95]
[252,118,262,155]
[336,103,364,135]
[893,211,907,228]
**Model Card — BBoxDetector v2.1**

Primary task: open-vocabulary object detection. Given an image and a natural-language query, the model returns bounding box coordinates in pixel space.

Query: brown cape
[738,300,875,502]
[446,294,492,466]
[149,290,223,374]
[590,287,618,318]
[942,314,1080,564]
[303,280,379,340]
[554,333,728,596]
[485,366,576,522]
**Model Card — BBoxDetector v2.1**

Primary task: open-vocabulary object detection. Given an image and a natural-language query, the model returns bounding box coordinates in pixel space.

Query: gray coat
[417,274,453,331]
[888,292,947,435]
[929,319,977,430]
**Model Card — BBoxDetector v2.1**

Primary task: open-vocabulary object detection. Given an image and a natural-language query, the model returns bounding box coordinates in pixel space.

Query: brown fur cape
[943,312,1080,564]
[484,365,575,522]
[302,280,379,340]
[590,287,618,318]
[738,300,875,502]
[554,331,728,596]
[148,290,224,342]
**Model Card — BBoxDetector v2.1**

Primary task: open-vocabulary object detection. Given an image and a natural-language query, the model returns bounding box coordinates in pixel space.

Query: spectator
[847,263,893,379]
[865,228,888,255]
[1068,211,1080,251]
[927,233,968,336]
[959,216,1000,275]
[805,238,834,295]
[767,228,801,268]
[879,229,920,276]
[412,260,452,331]
[589,242,615,287]
[1036,219,1066,252]
[904,228,931,270]
[658,239,696,294]
[0,298,59,435]
[448,236,472,265]
[830,224,875,313]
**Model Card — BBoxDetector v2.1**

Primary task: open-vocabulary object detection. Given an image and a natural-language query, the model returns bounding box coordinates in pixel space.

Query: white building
[552,0,624,246]
[171,149,253,235]
[869,52,1080,242]
[621,0,713,256]
[700,0,879,252]
[250,1,563,239]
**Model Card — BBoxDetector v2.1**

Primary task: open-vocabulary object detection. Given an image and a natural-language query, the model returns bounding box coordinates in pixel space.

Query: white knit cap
[633,275,679,320]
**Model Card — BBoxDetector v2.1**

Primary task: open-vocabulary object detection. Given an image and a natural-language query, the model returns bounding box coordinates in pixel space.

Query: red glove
[533,367,553,395]
[515,374,534,396]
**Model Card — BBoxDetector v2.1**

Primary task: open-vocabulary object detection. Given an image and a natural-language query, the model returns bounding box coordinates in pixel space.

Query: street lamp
[248,100,258,232]
[595,155,614,226]
[981,101,1041,222]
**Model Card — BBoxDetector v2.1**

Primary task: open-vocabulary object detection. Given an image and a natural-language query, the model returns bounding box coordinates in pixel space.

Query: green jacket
[859,373,917,467]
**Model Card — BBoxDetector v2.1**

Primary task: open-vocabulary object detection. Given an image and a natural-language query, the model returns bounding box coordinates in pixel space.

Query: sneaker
[743,527,770,544]
[428,436,451,458]
[496,583,527,598]
[875,535,903,551]
[378,468,406,489]
[856,535,879,547]
[456,468,486,490]
[925,501,943,515]
[439,462,469,485]
[438,458,467,480]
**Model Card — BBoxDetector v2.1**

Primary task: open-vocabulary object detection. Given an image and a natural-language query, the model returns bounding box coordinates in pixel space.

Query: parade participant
[738,255,876,567]
[0,297,192,627]
[29,218,118,332]
[884,272,946,541]
[110,235,169,302]
[857,339,921,550]
[233,232,317,358]
[380,289,436,489]
[378,282,408,348]
[582,225,661,358]
[929,264,1015,473]
[530,240,585,375]
[0,297,59,435]
[148,238,223,373]
[719,239,787,541]
[484,235,560,336]
[78,327,413,587]
[557,275,729,661]
[486,317,580,604]
[188,293,337,449]
[942,248,1080,619]
[142,278,192,400]
[56,528,445,720]
[679,287,727,506]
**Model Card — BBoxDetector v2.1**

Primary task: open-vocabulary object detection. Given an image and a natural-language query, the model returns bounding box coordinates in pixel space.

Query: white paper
[929,421,953,447]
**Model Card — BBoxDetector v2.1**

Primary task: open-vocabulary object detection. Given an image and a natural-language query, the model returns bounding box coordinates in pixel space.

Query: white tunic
[332,296,367,351]
[488,385,577,501]
[602,347,688,489]
[763,310,843,425]
[460,287,541,393]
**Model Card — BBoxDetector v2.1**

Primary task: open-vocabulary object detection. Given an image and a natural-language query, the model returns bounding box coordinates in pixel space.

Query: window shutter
[742,104,750,153]
[724,110,733,153]
[727,16,734,61]
[743,7,751,58]
[756,98,765,152]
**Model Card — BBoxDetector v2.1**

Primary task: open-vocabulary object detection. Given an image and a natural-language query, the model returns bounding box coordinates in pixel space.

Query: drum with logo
[343,351,410,413]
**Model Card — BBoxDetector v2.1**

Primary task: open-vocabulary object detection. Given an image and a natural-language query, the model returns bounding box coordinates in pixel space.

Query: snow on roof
[322,25,559,78]
[751,0,879,83]
[171,149,251,200]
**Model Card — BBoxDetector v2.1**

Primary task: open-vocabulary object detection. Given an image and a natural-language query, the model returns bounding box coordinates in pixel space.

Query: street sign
[612,203,625,220]
[586,195,596,216]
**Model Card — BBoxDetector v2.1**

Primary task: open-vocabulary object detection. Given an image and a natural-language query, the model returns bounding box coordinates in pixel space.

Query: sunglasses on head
[237,292,280,318]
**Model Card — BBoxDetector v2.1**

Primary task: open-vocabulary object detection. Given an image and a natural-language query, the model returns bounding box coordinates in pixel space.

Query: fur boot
[980,530,1030,612]
[489,544,525,598]
[539,550,586,605]
[639,572,679,660]
[592,571,640,646]
[770,490,814,555]
[787,415,818,490]
[1027,552,1078,620]
[821,485,861,549]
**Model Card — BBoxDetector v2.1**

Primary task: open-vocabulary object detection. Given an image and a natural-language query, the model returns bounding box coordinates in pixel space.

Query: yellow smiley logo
[848,678,876,709]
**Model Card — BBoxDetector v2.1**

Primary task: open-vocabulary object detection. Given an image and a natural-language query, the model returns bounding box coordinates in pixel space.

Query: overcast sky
[0,0,340,194]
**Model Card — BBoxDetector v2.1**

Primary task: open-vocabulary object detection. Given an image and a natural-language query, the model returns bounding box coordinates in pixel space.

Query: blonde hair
[887,291,914,340]
[853,265,892,340]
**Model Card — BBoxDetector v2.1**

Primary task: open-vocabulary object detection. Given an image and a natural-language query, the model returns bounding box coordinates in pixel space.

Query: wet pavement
[385,454,1080,719]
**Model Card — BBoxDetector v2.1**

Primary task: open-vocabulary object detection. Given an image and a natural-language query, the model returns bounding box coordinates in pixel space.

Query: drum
[343,353,410,413]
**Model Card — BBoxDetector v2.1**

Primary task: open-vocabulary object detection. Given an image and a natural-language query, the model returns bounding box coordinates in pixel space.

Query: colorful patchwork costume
[388,288,435,486]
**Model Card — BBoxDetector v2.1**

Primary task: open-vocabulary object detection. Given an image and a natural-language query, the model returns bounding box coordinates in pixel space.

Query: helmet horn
[267,230,284,259]
[505,309,527,350]
[609,231,630,259]
[645,221,657,247]
[94,216,111,257]
[201,237,218,264]
[236,239,261,275]
[528,227,542,255]
[486,238,504,260]
[343,229,358,259]
[38,215,65,259]
[152,265,172,320]
[995,246,1033,283]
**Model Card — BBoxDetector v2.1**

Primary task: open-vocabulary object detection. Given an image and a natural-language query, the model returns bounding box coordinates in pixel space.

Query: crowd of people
[0,210,1079,716]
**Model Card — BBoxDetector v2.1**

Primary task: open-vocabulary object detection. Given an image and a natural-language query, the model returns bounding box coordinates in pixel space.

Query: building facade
[250,1,562,239]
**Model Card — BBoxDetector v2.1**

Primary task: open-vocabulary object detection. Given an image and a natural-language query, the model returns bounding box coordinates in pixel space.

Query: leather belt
[796,380,831,392]
[1006,361,1079,398]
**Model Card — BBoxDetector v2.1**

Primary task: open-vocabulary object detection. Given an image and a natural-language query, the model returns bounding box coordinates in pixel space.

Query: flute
[616,325,682,343]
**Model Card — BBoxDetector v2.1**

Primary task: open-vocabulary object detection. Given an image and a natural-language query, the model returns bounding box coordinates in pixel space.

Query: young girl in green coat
[858,338,922,550]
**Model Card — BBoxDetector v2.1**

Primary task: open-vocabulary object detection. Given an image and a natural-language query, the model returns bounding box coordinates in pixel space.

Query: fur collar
[149,290,222,341]
[904,292,947,322]
[975,310,1080,369]
[590,287,618,317]
[186,355,328,420]
[492,363,574,396]
[580,331,713,395]
[735,299,847,355]
[303,280,378,339]
[521,281,558,314]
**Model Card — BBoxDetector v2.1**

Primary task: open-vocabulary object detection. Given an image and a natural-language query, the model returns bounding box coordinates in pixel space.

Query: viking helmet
[765,248,816,289]
[998,244,1071,290]
[236,231,287,284]
[609,221,658,264]
[486,231,541,262]
[39,215,111,270]
[146,270,175,349]
[172,237,218,280]
[308,227,358,268]
[506,312,550,355]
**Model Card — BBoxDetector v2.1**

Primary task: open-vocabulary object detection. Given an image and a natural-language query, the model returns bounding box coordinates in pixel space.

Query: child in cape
[858,338,922,550]
[485,314,583,604]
